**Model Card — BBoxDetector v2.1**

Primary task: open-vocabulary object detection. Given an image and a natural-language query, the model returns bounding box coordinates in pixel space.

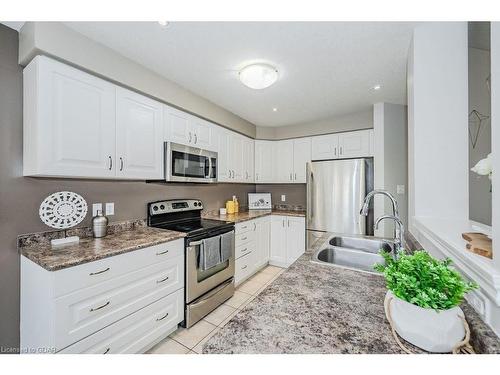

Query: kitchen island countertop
[203,232,500,354]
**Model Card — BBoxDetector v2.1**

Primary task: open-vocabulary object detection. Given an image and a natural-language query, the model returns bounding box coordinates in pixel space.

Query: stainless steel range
[147,199,235,328]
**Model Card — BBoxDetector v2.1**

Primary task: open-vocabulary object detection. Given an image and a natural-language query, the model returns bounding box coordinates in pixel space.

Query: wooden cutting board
[462,232,492,259]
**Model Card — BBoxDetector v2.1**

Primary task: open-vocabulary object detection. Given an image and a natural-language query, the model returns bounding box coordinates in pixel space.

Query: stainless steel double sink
[311,235,395,273]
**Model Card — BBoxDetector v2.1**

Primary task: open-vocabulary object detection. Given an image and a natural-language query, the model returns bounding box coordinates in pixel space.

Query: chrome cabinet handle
[254,223,256,231]
[103,348,110,354]
[241,236,247,241]
[119,157,124,171]
[156,276,170,284]
[256,173,259,181]
[194,133,197,144]
[90,301,110,312]
[289,172,292,180]
[156,312,169,321]
[108,156,112,170]
[294,173,297,180]
[228,169,231,178]
[189,132,192,143]
[241,225,248,229]
[282,219,285,227]
[241,247,248,252]
[288,220,290,227]
[340,146,343,155]
[241,265,248,270]
[156,249,169,256]
[334,147,337,156]
[89,267,110,276]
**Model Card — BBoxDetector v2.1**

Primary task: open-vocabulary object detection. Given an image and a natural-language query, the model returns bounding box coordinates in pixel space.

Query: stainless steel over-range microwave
[165,142,218,183]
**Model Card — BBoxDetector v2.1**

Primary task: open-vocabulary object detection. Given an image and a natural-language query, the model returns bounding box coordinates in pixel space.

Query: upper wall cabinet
[115,87,163,179]
[255,141,274,183]
[23,56,165,180]
[292,138,312,183]
[163,105,215,151]
[216,126,254,183]
[23,56,117,178]
[311,129,373,161]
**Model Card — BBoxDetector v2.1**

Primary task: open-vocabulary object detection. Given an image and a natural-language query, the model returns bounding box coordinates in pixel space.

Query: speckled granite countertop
[202,209,306,224]
[19,226,185,271]
[204,232,500,354]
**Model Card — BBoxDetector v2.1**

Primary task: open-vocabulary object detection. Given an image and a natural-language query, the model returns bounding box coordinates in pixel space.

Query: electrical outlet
[281,195,286,202]
[397,185,405,195]
[92,203,103,217]
[105,202,115,216]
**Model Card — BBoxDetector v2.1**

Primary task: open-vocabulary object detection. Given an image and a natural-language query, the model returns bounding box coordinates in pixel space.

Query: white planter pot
[385,291,466,353]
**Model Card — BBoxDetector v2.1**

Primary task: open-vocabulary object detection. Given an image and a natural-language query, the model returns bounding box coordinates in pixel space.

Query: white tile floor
[147,265,285,354]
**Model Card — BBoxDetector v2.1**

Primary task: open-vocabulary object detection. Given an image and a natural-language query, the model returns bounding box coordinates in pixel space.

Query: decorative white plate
[39,191,88,230]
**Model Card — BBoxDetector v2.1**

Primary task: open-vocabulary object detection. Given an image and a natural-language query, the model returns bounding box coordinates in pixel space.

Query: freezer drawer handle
[89,267,110,276]
[90,301,110,312]
[156,312,169,321]
[156,276,170,284]
[156,249,169,256]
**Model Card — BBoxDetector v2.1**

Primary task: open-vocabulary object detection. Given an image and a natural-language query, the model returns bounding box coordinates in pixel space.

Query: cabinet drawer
[235,230,255,246]
[235,241,255,260]
[53,239,183,297]
[60,289,184,354]
[54,255,183,350]
[235,221,255,235]
[235,251,254,285]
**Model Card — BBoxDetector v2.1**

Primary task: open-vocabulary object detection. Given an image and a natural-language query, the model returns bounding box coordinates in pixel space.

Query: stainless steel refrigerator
[306,158,374,238]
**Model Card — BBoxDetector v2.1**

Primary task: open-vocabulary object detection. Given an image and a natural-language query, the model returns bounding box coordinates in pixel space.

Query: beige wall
[19,22,256,138]
[256,109,373,140]
[256,184,307,207]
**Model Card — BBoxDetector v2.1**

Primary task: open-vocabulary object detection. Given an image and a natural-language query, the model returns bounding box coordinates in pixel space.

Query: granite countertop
[19,226,186,271]
[204,232,500,354]
[202,209,306,224]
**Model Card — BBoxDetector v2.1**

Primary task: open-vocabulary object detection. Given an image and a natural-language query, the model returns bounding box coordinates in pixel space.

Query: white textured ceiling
[65,22,418,127]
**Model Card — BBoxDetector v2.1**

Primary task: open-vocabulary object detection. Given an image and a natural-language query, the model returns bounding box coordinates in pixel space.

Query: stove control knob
[160,204,165,210]
[193,202,198,207]
[153,205,159,211]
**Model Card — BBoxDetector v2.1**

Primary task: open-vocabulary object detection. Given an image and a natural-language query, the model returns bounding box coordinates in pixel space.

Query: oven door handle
[188,240,204,247]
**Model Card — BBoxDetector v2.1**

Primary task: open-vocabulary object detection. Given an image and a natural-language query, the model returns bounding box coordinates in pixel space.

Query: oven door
[165,142,217,183]
[185,230,235,304]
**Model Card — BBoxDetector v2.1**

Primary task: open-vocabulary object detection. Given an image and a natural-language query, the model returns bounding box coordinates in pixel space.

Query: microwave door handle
[206,157,212,179]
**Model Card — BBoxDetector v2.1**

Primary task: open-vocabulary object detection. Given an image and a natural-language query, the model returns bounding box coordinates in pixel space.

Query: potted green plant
[375,250,478,353]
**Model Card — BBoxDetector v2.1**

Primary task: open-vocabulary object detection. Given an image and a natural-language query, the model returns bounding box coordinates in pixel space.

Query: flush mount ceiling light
[239,64,278,90]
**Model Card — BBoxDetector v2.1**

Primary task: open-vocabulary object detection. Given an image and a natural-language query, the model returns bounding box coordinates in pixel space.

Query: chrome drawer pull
[103,348,110,354]
[89,267,110,276]
[90,301,110,312]
[241,265,248,270]
[156,276,170,284]
[156,312,169,321]
[241,236,247,241]
[242,248,248,252]
[241,225,248,229]
[156,249,169,256]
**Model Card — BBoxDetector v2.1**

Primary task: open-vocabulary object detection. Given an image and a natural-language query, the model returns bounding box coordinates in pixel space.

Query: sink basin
[312,235,395,273]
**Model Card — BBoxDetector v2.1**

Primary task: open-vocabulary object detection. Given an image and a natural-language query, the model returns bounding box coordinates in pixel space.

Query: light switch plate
[106,202,115,216]
[281,195,286,202]
[396,185,405,195]
[92,203,103,217]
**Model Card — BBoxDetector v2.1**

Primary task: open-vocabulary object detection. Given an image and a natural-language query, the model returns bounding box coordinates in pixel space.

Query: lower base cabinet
[234,215,304,285]
[270,216,306,268]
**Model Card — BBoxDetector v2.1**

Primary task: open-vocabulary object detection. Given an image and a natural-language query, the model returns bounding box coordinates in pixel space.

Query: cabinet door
[216,128,231,182]
[242,137,254,182]
[273,140,294,183]
[286,217,306,265]
[164,106,191,145]
[190,117,213,151]
[231,135,244,182]
[311,134,339,161]
[116,88,163,179]
[338,129,372,158]
[24,56,116,178]
[255,141,274,183]
[255,217,271,269]
[293,138,311,183]
[270,216,287,267]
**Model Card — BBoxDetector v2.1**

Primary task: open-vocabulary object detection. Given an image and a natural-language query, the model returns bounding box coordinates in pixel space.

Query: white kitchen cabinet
[254,216,271,270]
[231,135,244,181]
[255,141,274,183]
[273,140,294,183]
[242,137,255,182]
[116,87,163,179]
[270,215,305,268]
[338,129,372,158]
[292,138,311,183]
[216,128,232,182]
[164,105,214,151]
[21,239,185,353]
[311,133,339,161]
[23,55,117,178]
